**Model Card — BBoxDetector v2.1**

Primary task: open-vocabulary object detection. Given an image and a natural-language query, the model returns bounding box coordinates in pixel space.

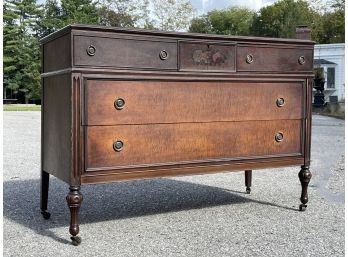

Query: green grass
[3,104,41,111]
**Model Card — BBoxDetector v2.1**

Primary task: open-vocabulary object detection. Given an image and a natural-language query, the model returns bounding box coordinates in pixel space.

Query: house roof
[314,59,337,65]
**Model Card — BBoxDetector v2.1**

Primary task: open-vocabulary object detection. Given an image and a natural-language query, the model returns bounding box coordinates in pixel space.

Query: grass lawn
[3,104,41,111]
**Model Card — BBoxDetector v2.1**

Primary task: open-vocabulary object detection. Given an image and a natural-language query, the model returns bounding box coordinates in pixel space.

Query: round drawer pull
[114,98,125,110]
[276,98,285,107]
[246,54,253,64]
[86,45,96,56]
[298,56,305,65]
[159,50,168,60]
[113,140,124,152]
[275,132,284,142]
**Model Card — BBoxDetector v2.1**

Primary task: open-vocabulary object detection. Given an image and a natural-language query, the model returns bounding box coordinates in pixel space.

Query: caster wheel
[41,211,51,219]
[246,188,251,194]
[71,236,82,246]
[299,204,307,211]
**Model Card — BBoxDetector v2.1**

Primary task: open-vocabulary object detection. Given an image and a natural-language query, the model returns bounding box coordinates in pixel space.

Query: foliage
[250,0,317,38]
[189,7,255,35]
[151,0,195,31]
[189,15,212,33]
[313,0,345,43]
[4,0,42,102]
[60,0,99,25]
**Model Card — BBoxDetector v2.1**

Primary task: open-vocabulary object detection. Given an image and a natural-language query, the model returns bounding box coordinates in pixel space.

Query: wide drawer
[73,35,177,70]
[237,45,313,72]
[84,80,304,125]
[179,41,236,71]
[85,120,302,170]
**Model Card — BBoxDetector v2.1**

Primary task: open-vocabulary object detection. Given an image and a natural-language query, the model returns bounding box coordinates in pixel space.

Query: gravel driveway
[3,112,344,257]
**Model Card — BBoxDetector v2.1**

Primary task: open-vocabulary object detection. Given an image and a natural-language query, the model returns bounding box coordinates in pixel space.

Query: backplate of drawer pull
[298,56,305,65]
[113,140,124,152]
[275,132,284,142]
[276,98,285,107]
[246,54,253,64]
[159,50,168,60]
[86,45,96,56]
[114,98,125,110]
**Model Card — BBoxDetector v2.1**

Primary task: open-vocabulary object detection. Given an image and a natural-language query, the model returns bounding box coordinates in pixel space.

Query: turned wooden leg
[245,170,252,194]
[298,165,312,211]
[66,186,83,246]
[40,170,51,219]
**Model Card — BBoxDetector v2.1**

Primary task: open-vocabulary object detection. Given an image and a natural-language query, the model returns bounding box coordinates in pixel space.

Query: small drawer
[73,35,177,70]
[179,41,236,72]
[85,120,302,170]
[237,45,313,72]
[84,80,304,125]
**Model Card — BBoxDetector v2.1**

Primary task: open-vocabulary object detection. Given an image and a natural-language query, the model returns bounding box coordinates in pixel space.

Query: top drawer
[73,35,177,70]
[237,45,313,72]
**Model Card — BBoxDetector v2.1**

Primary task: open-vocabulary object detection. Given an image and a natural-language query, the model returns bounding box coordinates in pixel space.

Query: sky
[189,0,278,13]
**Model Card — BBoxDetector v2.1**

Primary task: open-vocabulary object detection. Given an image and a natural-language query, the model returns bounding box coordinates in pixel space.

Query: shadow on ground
[4,177,297,244]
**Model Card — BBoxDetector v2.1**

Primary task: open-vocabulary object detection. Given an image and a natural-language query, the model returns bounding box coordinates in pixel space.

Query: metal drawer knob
[86,45,96,56]
[275,132,284,142]
[113,140,124,152]
[298,56,305,65]
[159,50,168,60]
[276,98,285,107]
[246,54,253,64]
[114,98,125,110]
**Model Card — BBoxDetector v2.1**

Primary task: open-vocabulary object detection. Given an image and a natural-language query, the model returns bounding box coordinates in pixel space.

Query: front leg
[66,186,83,245]
[298,165,312,211]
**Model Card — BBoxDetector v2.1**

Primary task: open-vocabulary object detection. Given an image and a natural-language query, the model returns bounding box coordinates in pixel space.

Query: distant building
[314,43,345,102]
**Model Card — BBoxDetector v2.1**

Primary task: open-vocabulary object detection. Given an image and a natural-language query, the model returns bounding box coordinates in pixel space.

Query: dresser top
[40,24,315,45]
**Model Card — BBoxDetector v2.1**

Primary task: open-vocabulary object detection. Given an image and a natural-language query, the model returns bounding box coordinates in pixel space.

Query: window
[327,67,335,88]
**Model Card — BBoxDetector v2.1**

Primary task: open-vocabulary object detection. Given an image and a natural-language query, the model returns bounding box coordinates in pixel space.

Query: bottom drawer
[85,120,302,170]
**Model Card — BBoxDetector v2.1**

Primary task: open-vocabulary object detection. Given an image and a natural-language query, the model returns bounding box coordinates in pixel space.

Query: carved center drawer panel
[74,35,177,70]
[179,42,236,71]
[237,45,313,72]
[84,80,303,125]
[85,120,302,170]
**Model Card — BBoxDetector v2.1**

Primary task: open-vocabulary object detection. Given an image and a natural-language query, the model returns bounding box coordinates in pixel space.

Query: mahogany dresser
[40,24,314,245]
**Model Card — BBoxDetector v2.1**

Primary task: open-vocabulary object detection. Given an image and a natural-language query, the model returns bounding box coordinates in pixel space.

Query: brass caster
[299,204,307,211]
[41,211,51,220]
[71,236,82,246]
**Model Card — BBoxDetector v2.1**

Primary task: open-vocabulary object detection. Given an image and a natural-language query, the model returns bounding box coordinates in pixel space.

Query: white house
[313,43,345,102]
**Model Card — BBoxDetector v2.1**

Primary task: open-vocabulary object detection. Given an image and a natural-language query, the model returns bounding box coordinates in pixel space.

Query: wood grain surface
[237,45,313,72]
[85,80,304,125]
[85,120,302,169]
[73,35,177,70]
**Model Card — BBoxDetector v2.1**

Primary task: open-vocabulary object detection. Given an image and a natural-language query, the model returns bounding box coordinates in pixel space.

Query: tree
[37,0,62,38]
[250,0,316,38]
[60,0,99,25]
[3,1,21,99]
[314,0,345,43]
[3,0,42,102]
[151,0,195,31]
[189,7,255,35]
[97,0,150,28]
[189,15,212,33]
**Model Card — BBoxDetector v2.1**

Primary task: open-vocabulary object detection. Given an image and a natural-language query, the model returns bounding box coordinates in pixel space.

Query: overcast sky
[190,0,278,13]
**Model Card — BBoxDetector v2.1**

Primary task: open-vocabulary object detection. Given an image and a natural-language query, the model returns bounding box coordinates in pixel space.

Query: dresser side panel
[43,33,71,73]
[42,74,72,183]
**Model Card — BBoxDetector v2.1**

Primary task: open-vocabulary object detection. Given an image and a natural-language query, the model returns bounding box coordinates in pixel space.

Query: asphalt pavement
[3,112,345,257]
